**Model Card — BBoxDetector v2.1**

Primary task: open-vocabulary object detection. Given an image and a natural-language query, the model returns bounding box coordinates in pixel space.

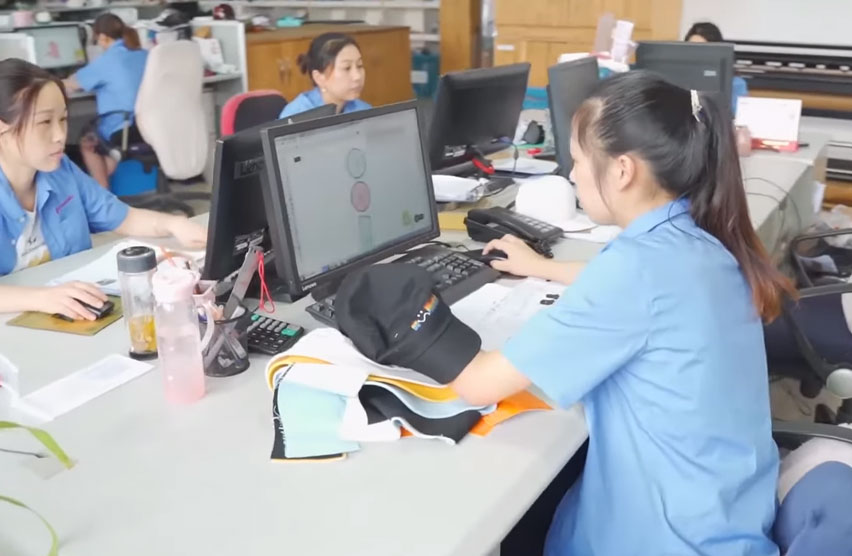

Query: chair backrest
[220,90,287,136]
[135,40,207,180]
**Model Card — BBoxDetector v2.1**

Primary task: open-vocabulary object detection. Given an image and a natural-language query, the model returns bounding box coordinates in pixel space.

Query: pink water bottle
[151,264,207,404]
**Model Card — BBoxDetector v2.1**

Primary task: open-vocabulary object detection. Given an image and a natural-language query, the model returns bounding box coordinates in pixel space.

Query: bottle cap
[117,246,157,274]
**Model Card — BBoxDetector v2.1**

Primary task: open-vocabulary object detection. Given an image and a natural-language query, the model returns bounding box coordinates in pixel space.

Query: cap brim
[404,316,481,384]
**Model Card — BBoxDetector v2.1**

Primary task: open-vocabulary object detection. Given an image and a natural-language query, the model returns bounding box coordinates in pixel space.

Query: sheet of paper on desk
[735,97,802,142]
[492,158,558,175]
[451,279,567,351]
[47,241,205,295]
[14,354,154,423]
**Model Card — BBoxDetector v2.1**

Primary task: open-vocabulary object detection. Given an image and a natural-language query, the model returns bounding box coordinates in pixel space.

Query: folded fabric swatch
[270,378,347,462]
[339,396,401,443]
[359,385,482,445]
[363,380,495,419]
[470,390,551,436]
[273,370,360,459]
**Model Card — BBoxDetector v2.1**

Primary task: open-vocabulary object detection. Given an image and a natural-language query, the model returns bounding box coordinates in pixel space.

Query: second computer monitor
[547,57,599,179]
[20,25,86,70]
[635,41,735,112]
[260,101,439,298]
[428,63,531,171]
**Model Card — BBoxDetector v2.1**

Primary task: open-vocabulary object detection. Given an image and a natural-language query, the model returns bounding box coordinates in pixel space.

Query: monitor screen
[635,41,734,112]
[428,63,530,170]
[22,25,86,69]
[261,102,438,295]
[547,57,599,179]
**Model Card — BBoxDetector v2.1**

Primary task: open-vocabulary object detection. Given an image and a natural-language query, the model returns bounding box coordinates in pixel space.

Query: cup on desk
[12,10,34,27]
[202,305,251,377]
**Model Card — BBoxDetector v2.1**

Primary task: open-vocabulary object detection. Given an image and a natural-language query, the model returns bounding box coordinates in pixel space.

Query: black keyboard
[306,245,500,327]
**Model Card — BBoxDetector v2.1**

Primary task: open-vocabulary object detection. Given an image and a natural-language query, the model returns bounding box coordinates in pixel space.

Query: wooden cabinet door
[277,38,314,101]
[358,29,413,106]
[246,39,313,101]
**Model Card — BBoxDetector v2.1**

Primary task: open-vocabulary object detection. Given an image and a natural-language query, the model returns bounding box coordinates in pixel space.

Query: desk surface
[67,73,244,101]
[0,135,829,556]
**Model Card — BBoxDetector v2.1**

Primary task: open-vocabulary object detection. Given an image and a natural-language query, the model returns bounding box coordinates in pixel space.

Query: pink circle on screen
[351,181,371,212]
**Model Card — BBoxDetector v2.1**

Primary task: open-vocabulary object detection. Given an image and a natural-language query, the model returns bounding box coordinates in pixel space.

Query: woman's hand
[166,217,207,249]
[32,282,108,321]
[483,235,551,278]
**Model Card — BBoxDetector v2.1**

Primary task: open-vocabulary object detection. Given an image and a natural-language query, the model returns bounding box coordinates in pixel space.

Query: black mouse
[476,249,509,264]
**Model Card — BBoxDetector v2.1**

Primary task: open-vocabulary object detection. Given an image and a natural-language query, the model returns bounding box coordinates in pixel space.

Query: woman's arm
[450,351,531,406]
[114,208,207,249]
[484,235,585,285]
[62,75,82,93]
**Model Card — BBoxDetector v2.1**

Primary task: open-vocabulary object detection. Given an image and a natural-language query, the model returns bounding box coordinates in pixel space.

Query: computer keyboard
[306,246,500,327]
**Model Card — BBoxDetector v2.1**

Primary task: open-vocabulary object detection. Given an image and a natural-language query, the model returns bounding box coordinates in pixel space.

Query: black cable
[745,176,804,233]
[746,191,788,255]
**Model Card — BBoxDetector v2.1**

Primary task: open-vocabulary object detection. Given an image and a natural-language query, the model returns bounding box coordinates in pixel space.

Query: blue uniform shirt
[733,76,749,115]
[279,87,371,119]
[503,199,779,556]
[75,40,148,139]
[0,156,129,276]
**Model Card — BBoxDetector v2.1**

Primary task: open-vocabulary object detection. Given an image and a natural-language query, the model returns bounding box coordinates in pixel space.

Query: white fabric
[13,209,50,272]
[778,423,852,502]
[135,40,208,179]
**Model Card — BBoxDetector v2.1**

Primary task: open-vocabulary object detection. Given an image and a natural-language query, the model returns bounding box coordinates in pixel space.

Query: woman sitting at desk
[685,21,749,114]
[0,59,205,321]
[63,13,148,190]
[344,72,791,555]
[280,32,370,119]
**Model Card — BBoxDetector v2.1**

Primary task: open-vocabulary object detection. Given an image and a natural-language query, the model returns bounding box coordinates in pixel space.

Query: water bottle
[117,246,158,360]
[151,264,206,404]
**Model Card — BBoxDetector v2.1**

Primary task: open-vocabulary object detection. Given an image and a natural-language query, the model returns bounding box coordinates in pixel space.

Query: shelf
[39,2,155,13]
[410,32,438,42]
[198,1,439,9]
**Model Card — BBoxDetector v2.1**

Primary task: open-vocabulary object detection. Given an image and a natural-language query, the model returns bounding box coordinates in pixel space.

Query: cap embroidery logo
[410,294,438,331]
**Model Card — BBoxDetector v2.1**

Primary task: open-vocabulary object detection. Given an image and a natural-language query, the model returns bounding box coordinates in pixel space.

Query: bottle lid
[152,264,198,304]
[117,246,157,274]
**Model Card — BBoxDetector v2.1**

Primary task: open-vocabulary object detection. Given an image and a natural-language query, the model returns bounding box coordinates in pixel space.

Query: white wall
[680,0,852,46]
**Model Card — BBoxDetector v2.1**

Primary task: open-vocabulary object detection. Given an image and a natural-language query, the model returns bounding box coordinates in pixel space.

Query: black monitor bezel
[259,100,439,298]
[546,56,599,180]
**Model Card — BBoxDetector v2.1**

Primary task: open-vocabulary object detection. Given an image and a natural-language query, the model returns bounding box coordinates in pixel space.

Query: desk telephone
[464,207,563,258]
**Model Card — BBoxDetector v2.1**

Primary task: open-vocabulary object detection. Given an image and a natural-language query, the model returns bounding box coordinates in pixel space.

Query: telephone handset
[464,207,563,257]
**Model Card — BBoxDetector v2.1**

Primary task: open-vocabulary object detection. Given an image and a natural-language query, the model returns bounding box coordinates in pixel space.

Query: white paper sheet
[492,158,558,175]
[735,97,802,142]
[15,354,154,422]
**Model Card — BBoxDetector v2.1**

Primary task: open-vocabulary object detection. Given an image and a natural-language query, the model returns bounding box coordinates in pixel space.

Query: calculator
[246,313,305,355]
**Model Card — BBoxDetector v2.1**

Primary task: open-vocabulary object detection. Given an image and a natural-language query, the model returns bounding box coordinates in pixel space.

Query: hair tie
[690,89,702,123]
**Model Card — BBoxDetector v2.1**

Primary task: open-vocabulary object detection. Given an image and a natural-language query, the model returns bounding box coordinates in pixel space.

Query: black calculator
[246,313,305,355]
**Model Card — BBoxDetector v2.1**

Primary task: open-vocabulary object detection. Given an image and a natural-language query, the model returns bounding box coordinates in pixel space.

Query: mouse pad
[6,296,123,336]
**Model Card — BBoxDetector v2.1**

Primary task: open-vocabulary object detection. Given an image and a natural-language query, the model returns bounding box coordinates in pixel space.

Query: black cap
[117,246,157,274]
[335,264,481,384]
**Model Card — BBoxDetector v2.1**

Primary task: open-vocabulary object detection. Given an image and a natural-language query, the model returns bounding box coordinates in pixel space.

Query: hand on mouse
[483,235,551,277]
[33,281,107,321]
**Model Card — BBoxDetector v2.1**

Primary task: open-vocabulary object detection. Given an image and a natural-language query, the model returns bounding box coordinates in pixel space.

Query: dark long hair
[0,58,67,138]
[93,13,141,50]
[573,71,794,321]
[685,21,724,42]
[297,32,360,84]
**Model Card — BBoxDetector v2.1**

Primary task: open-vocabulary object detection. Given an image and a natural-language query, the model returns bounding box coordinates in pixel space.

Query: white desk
[0,134,829,556]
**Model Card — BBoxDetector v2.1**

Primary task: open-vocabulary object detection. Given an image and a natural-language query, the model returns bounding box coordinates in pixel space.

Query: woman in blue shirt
[63,14,148,189]
[280,33,370,119]
[0,59,205,321]
[365,72,790,554]
[685,21,749,113]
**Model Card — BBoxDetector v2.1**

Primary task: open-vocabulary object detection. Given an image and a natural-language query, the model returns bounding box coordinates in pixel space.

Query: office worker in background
[351,72,792,555]
[0,60,205,320]
[279,32,369,119]
[685,21,749,113]
[63,13,148,189]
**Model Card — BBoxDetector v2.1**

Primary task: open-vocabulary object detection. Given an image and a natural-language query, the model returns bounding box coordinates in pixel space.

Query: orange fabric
[470,390,552,436]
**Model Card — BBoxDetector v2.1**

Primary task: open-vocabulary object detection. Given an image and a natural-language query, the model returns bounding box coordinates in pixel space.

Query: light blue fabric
[503,198,779,556]
[75,39,148,139]
[733,76,749,115]
[276,379,359,458]
[279,87,370,119]
[0,156,129,276]
[363,380,496,419]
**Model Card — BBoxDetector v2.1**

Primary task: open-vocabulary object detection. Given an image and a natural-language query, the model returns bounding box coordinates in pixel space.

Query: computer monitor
[635,41,735,112]
[260,100,438,299]
[547,57,599,179]
[428,63,530,171]
[18,25,86,70]
[201,103,337,282]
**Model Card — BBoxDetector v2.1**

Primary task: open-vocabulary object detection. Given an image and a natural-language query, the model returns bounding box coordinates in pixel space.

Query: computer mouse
[53,299,114,322]
[473,249,509,264]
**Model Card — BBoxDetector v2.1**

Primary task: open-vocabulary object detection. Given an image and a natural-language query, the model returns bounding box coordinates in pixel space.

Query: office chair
[220,90,287,136]
[765,227,852,424]
[117,39,211,217]
[772,420,852,554]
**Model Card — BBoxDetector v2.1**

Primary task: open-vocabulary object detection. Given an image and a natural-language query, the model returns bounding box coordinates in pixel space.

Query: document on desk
[451,279,567,351]
[47,241,205,295]
[15,354,154,423]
